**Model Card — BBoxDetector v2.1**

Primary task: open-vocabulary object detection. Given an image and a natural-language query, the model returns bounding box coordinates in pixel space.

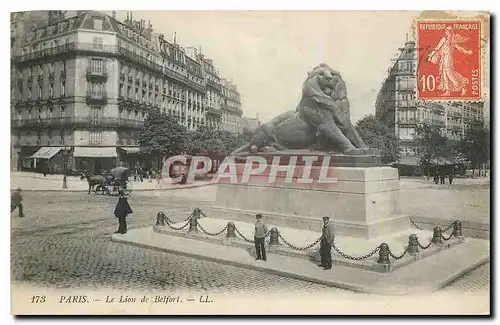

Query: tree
[186,126,226,155]
[457,120,490,176]
[414,123,448,175]
[355,115,400,164]
[137,110,188,168]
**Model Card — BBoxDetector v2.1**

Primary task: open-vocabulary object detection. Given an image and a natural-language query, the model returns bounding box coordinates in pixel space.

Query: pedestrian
[448,173,454,185]
[254,214,268,261]
[319,216,335,270]
[11,187,25,218]
[114,190,133,234]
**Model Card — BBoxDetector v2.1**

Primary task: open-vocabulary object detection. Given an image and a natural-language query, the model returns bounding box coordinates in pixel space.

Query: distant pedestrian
[114,191,133,234]
[319,216,335,270]
[448,173,454,185]
[254,214,268,261]
[11,187,25,218]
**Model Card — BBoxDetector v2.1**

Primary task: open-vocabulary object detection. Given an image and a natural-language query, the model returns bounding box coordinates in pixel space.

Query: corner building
[375,40,484,163]
[11,11,243,173]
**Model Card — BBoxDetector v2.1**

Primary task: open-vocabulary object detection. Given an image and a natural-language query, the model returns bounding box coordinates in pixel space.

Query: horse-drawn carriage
[81,167,133,196]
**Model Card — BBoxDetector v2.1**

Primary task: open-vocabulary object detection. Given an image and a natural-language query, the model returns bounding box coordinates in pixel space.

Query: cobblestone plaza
[10,176,490,296]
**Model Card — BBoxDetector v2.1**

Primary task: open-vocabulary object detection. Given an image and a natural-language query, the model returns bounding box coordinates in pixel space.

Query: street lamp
[62,149,68,189]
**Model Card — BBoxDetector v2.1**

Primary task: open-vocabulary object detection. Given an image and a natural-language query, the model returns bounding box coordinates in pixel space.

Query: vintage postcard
[9,10,490,315]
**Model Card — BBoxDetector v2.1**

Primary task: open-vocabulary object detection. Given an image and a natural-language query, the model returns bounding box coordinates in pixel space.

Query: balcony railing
[12,116,144,129]
[86,89,108,106]
[86,66,108,81]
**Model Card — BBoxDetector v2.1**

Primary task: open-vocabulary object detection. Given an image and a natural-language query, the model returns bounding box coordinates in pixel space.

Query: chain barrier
[166,219,190,231]
[441,232,453,241]
[331,243,380,261]
[388,247,408,260]
[184,212,194,221]
[410,218,455,233]
[417,239,432,250]
[442,222,455,233]
[278,234,321,251]
[234,226,255,243]
[198,222,228,237]
[409,218,424,230]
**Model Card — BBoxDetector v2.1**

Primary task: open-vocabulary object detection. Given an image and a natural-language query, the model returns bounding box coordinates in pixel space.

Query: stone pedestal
[206,154,409,239]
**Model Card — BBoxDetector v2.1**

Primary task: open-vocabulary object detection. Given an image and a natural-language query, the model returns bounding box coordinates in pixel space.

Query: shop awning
[397,155,419,166]
[120,147,140,154]
[29,147,62,159]
[74,147,117,158]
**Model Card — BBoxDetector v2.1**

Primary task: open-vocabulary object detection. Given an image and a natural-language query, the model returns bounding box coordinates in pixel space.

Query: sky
[106,11,422,123]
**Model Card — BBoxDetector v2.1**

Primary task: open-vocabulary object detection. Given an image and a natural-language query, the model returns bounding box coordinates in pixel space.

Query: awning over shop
[74,147,117,158]
[120,147,140,154]
[29,147,62,159]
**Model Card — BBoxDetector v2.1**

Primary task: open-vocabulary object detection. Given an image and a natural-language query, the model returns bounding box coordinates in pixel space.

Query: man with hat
[319,216,335,270]
[11,187,25,218]
[254,214,268,261]
[114,190,133,234]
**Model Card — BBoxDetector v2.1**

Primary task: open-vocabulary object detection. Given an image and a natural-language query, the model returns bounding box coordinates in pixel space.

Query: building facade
[11,11,244,173]
[375,40,484,162]
[220,78,243,133]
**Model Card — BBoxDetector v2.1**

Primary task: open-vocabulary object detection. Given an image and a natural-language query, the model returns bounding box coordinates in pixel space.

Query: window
[61,81,66,97]
[90,107,102,123]
[90,58,103,73]
[60,106,66,118]
[93,18,103,31]
[28,85,32,99]
[90,131,103,145]
[60,130,65,145]
[92,37,103,50]
[38,85,42,98]
[49,84,54,98]
[119,84,124,97]
[90,83,103,98]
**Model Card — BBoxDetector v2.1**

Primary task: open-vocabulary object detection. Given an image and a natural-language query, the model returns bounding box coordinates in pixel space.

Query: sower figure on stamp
[319,216,335,270]
[254,214,268,261]
[114,190,133,234]
[11,187,25,218]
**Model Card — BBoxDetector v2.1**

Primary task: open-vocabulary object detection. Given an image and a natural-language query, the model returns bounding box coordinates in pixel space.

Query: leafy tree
[137,110,188,168]
[414,123,448,175]
[457,120,490,175]
[355,114,400,164]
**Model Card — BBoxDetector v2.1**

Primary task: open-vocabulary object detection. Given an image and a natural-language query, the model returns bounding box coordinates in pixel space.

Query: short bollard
[407,234,419,255]
[192,208,202,219]
[269,227,279,246]
[452,221,463,239]
[188,214,198,232]
[377,243,390,265]
[431,227,443,244]
[156,212,166,226]
[226,222,236,238]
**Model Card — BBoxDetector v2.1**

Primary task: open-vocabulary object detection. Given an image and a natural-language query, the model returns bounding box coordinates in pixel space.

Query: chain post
[407,234,420,259]
[452,221,464,240]
[188,213,198,233]
[193,207,202,220]
[269,227,279,246]
[431,227,443,244]
[156,211,166,226]
[226,222,236,238]
[377,243,391,265]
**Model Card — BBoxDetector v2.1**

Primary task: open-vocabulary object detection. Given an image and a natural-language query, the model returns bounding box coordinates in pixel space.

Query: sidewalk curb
[10,182,215,192]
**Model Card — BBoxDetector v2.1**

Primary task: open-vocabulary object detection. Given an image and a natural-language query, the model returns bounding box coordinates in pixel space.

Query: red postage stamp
[416,20,482,101]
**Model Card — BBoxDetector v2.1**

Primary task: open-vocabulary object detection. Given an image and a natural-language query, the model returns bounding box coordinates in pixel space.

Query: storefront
[73,147,118,175]
[29,147,69,174]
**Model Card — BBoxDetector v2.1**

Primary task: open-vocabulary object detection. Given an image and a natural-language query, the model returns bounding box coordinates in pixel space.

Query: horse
[80,172,107,195]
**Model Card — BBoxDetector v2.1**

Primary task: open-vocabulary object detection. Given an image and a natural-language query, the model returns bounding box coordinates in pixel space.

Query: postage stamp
[415,19,483,101]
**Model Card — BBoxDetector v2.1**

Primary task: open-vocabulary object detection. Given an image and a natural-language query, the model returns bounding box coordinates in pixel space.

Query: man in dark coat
[319,216,335,270]
[114,191,133,234]
[11,187,25,218]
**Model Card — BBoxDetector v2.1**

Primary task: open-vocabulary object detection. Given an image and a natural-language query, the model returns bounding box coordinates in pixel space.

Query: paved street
[10,180,490,296]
